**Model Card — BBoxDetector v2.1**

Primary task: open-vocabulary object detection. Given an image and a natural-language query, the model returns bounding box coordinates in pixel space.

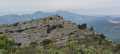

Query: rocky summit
[0,15,115,47]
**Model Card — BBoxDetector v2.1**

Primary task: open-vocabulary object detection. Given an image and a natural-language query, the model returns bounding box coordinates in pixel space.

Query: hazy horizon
[0,0,120,17]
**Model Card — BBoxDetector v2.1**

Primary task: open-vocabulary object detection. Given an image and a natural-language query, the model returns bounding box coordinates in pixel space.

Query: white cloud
[0,0,120,16]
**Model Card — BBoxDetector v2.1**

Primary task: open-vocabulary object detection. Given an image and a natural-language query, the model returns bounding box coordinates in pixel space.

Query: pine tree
[90,26,94,30]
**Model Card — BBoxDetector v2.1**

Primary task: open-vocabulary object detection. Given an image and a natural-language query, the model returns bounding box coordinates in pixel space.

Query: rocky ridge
[0,15,115,47]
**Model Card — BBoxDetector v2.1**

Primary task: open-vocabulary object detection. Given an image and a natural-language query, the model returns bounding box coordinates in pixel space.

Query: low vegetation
[4,38,119,54]
[0,34,15,54]
[47,24,63,33]
[0,34,15,50]
[78,24,87,29]
[0,28,120,54]
[0,34,120,54]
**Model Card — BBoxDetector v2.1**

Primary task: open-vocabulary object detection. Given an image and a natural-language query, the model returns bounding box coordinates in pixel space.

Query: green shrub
[99,39,102,45]
[113,44,120,52]
[0,49,6,54]
[47,25,63,33]
[41,39,52,45]
[16,43,22,46]
[78,25,83,29]
[0,34,15,50]
[78,24,87,29]
[82,24,87,28]
[30,42,37,47]
[69,38,113,54]
[102,50,113,54]
[90,26,94,30]
[100,34,105,39]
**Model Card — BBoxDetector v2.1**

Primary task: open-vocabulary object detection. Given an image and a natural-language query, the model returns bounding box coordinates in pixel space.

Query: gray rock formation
[0,15,107,46]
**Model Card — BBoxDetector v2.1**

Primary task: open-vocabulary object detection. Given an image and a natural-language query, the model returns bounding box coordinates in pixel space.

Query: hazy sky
[0,0,120,16]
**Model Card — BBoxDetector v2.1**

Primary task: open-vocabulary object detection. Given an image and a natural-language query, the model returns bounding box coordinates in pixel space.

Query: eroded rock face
[0,15,97,46]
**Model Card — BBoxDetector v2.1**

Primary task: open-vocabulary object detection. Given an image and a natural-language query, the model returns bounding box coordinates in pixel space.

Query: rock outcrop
[0,15,115,47]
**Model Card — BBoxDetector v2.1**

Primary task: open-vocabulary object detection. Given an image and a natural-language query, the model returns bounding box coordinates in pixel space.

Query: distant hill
[113,18,120,21]
[0,10,120,43]
[0,10,115,25]
[87,20,120,38]
[87,20,120,44]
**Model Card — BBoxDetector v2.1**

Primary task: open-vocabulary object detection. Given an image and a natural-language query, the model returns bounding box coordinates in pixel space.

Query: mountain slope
[0,10,120,44]
[0,15,116,47]
[87,20,120,44]
[0,15,119,54]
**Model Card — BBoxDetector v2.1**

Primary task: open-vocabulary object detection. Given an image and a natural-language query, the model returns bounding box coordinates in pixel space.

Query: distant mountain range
[0,10,120,44]
[0,10,115,25]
